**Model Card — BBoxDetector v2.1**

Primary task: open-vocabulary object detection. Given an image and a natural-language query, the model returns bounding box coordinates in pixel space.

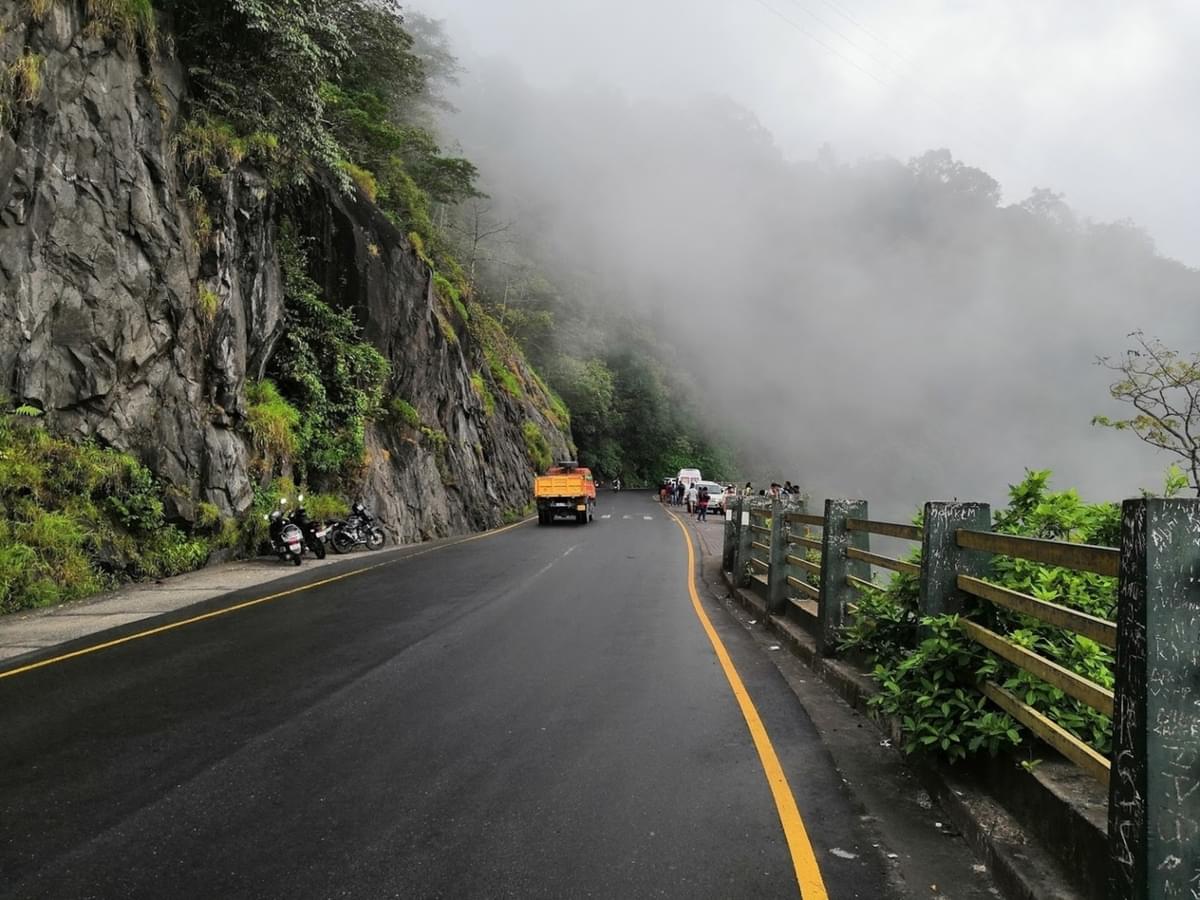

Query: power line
[779,0,908,83]
[777,0,1025,157]
[746,0,889,88]
[814,0,913,66]
[747,0,1042,191]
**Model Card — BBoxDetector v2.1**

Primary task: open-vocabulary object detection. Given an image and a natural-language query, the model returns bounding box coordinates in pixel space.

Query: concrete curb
[718,569,1092,900]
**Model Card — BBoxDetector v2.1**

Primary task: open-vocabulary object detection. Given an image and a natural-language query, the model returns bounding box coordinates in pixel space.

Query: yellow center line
[0,517,533,681]
[666,507,829,900]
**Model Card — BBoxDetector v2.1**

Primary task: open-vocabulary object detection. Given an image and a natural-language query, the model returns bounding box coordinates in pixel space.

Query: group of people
[659,479,731,522]
[741,480,801,500]
[657,477,804,523]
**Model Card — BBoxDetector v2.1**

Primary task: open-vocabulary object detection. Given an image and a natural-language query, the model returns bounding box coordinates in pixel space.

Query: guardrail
[722,495,1199,900]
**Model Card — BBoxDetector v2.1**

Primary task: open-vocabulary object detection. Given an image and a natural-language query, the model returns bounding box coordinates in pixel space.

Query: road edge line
[667,507,829,900]
[0,517,533,681]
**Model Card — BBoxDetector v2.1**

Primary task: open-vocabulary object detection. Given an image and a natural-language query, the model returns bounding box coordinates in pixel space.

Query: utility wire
[780,0,907,82]
[748,0,1042,190]
[777,0,1023,156]
[814,0,913,66]
[746,0,889,88]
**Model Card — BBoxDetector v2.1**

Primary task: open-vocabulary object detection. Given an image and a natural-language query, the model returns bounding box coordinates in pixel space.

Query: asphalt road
[1,493,896,899]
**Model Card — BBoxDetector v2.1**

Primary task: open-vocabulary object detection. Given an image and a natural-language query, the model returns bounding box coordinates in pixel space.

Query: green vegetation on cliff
[0,407,220,613]
[268,226,390,486]
[163,0,569,480]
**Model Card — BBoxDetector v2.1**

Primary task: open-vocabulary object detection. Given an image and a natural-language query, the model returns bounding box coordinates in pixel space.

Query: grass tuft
[337,160,378,203]
[385,396,421,429]
[522,421,552,472]
[245,379,300,464]
[84,0,157,52]
[198,285,220,320]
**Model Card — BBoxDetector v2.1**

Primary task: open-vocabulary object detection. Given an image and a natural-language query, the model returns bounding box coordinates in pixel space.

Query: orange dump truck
[534,462,596,525]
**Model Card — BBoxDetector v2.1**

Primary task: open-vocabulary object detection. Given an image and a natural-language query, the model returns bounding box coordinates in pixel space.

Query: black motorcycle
[291,495,328,560]
[329,502,386,554]
[266,506,304,566]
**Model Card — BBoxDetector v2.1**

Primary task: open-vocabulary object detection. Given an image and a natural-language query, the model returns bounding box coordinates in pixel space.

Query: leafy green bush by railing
[871,615,1021,760]
[843,470,1121,763]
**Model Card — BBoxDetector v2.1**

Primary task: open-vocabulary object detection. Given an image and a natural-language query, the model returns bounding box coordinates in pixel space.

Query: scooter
[291,495,328,560]
[328,501,386,554]
[265,501,304,566]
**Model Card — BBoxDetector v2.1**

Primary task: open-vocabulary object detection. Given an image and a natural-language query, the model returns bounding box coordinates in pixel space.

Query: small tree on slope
[1094,331,1200,496]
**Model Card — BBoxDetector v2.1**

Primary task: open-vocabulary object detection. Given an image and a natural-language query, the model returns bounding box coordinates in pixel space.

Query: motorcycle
[265,502,304,566]
[291,495,328,560]
[328,501,386,554]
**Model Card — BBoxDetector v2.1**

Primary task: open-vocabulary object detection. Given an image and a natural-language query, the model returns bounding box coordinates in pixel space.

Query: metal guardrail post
[919,502,991,619]
[767,498,789,614]
[818,499,868,656]
[1108,498,1200,900]
[723,497,738,572]
[735,497,754,588]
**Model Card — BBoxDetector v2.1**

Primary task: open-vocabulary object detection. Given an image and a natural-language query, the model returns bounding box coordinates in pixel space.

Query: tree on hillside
[1094,332,1200,495]
[908,148,1000,204]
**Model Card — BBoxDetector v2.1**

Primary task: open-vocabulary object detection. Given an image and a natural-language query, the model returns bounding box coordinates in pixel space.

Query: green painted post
[919,502,991,618]
[767,499,789,615]
[1108,498,1200,900]
[723,496,738,573]
[735,497,754,588]
[818,499,868,656]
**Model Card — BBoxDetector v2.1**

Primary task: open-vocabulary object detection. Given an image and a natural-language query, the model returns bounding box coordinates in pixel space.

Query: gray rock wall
[0,3,569,540]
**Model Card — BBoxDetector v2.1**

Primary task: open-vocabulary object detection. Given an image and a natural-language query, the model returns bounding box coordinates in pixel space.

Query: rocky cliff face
[0,3,570,542]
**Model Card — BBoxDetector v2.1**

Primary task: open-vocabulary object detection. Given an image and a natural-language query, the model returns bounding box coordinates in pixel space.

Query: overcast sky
[416,0,1198,266]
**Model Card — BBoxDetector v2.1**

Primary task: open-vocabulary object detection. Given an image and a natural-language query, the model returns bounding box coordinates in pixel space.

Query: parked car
[695,481,728,512]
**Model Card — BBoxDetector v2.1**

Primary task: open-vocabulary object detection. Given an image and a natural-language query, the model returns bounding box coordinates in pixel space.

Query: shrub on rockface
[245,379,301,473]
[0,409,213,614]
[522,421,552,472]
[264,226,389,487]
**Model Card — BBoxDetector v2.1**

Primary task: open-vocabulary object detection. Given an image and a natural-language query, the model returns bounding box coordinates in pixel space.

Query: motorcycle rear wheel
[331,530,355,554]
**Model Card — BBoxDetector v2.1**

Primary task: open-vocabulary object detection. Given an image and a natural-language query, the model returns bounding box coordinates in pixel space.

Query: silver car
[695,481,729,513]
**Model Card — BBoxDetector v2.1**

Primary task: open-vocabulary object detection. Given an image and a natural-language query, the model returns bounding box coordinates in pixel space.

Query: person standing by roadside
[742,482,753,498]
[696,484,710,522]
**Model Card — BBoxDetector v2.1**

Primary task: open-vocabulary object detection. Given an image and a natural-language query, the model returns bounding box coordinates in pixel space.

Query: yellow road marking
[667,507,829,900]
[0,517,533,681]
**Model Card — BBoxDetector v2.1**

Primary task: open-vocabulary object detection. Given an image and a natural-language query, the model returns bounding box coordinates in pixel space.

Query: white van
[676,468,702,488]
